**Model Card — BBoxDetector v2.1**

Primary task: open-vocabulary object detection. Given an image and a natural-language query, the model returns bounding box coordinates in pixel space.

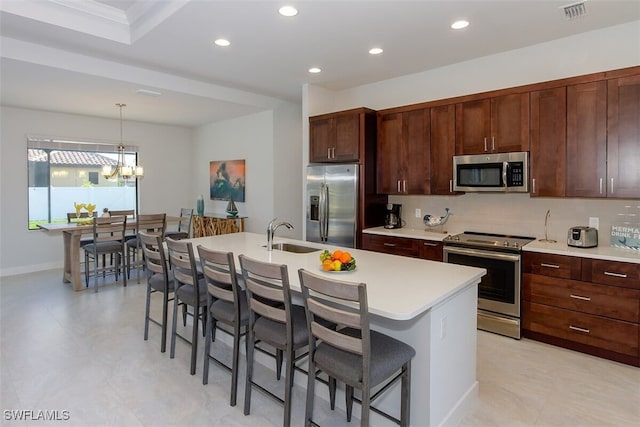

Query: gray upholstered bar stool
[127,213,166,283]
[298,268,416,427]
[197,245,248,407]
[239,254,309,427]
[167,237,208,375]
[139,231,174,353]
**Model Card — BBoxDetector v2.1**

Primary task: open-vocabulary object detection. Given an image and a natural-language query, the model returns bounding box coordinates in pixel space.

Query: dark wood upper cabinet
[309,108,375,163]
[530,87,567,197]
[377,108,430,194]
[456,93,530,155]
[607,75,640,199]
[566,81,608,198]
[430,104,457,195]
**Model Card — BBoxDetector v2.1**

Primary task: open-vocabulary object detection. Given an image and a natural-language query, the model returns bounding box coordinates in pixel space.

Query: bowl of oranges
[320,249,356,272]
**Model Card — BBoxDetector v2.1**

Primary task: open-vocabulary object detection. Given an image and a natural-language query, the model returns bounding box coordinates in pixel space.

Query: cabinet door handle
[327,148,331,159]
[569,325,590,334]
[604,271,628,278]
[610,178,614,194]
[491,136,495,151]
[483,137,488,152]
[449,179,453,192]
[403,180,407,193]
[569,294,591,301]
[397,180,401,193]
[423,242,438,247]
[541,263,560,269]
[599,178,603,194]
[383,243,397,247]
[532,178,536,194]
[332,147,336,159]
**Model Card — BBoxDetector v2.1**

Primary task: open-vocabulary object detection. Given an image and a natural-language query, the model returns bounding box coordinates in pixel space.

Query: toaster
[567,226,598,248]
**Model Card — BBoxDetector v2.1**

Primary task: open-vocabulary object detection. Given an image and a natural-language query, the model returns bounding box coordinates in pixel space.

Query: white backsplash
[389,193,640,243]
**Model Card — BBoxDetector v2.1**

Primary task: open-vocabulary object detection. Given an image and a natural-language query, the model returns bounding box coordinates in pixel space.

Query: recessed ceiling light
[369,47,383,55]
[214,38,231,47]
[451,20,469,30]
[279,6,298,17]
[308,67,321,74]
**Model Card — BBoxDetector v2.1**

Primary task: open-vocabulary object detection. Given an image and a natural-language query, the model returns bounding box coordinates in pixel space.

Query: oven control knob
[512,242,520,248]
[503,240,509,246]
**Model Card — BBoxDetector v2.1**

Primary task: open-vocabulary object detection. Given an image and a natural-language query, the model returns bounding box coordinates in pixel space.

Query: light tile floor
[1,269,639,426]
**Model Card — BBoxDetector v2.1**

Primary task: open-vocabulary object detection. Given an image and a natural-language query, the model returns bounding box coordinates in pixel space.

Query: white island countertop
[187,232,485,321]
[188,232,484,426]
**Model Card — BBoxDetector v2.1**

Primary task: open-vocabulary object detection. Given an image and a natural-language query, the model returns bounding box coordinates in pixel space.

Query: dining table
[38,216,179,291]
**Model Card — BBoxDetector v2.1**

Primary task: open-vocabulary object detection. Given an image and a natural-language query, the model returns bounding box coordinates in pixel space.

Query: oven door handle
[444,246,521,262]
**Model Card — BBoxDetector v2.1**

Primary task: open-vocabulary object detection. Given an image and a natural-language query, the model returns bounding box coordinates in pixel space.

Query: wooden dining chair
[82,215,127,292]
[66,211,97,247]
[164,208,193,240]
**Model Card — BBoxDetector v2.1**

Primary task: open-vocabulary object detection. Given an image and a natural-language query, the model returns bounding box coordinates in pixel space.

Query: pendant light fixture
[102,103,144,180]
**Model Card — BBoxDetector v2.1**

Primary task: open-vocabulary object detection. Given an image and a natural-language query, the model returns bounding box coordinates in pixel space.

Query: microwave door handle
[502,162,509,188]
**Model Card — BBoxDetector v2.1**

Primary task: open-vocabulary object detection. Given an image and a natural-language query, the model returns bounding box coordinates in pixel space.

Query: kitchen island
[186,232,485,426]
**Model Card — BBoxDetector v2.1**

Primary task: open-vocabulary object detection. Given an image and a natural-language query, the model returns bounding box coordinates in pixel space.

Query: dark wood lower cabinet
[522,252,640,367]
[361,233,443,261]
[523,302,639,366]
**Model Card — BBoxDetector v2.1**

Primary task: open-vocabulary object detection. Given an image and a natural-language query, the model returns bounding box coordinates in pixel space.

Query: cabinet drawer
[361,234,419,257]
[523,252,581,279]
[523,274,640,322]
[584,259,640,289]
[523,302,639,357]
[418,240,443,262]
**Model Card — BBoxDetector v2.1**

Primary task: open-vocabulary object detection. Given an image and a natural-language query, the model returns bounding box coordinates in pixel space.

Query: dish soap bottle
[196,195,204,216]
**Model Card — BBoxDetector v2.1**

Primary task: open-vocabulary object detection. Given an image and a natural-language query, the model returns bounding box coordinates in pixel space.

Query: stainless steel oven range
[443,231,535,339]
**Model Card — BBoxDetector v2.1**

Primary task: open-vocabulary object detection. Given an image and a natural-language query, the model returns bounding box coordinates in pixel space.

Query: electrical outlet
[415,208,422,218]
[589,217,599,229]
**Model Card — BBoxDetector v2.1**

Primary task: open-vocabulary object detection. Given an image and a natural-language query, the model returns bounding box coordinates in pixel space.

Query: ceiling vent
[562,1,588,20]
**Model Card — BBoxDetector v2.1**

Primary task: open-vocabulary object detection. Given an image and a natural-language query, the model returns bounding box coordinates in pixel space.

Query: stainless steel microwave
[453,151,529,193]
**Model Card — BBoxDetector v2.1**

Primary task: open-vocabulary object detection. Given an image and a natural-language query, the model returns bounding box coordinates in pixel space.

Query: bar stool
[139,231,174,353]
[239,254,309,427]
[197,245,248,407]
[298,268,416,427]
[167,237,208,375]
[126,213,166,283]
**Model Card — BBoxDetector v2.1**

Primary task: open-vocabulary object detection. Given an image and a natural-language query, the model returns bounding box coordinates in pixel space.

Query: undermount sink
[264,243,320,253]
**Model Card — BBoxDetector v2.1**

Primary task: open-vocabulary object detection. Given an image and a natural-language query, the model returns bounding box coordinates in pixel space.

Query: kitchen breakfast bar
[187,232,485,426]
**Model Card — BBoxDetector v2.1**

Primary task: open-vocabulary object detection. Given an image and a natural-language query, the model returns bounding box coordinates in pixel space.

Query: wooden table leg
[62,230,83,291]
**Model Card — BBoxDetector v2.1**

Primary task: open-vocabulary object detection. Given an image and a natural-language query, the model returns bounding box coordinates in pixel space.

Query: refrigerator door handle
[319,183,328,241]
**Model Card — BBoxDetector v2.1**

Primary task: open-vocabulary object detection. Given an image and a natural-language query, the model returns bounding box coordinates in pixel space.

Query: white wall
[302,21,640,243]
[192,102,302,237]
[0,106,192,275]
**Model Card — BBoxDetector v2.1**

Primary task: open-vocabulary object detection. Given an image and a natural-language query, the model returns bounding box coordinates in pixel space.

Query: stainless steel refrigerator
[306,164,358,247]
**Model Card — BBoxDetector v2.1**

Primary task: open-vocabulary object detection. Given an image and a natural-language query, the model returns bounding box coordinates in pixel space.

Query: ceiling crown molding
[0,0,189,44]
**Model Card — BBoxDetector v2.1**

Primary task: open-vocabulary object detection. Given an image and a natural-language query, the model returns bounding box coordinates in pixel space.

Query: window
[27,138,140,230]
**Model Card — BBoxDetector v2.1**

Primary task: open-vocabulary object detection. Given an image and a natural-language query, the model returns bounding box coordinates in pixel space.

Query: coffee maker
[384,203,402,229]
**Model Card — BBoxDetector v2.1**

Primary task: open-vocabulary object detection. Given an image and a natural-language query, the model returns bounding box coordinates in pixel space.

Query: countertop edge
[363,226,449,242]
[523,240,640,264]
